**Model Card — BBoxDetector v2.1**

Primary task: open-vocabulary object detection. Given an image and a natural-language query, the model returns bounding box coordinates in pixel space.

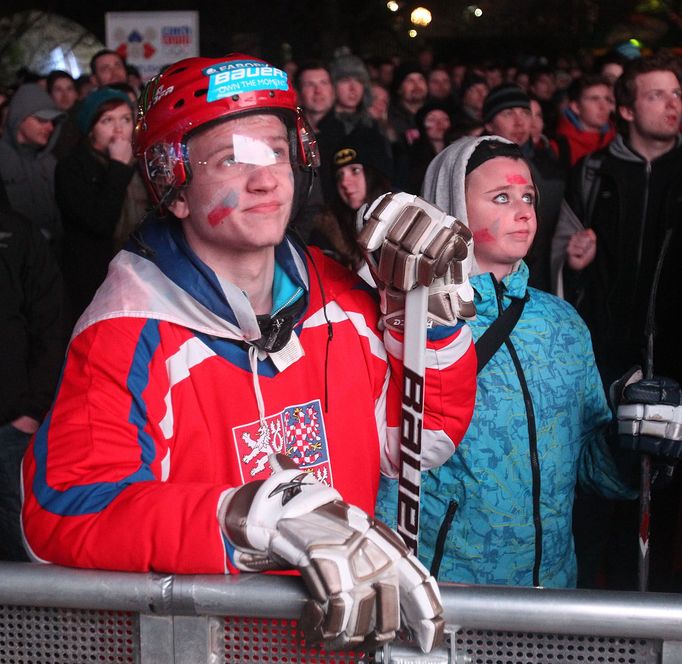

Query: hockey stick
[637,317,656,592]
[397,284,429,555]
[637,225,674,592]
[638,453,652,592]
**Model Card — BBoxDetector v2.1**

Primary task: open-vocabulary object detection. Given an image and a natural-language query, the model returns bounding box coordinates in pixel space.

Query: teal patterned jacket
[376,262,636,588]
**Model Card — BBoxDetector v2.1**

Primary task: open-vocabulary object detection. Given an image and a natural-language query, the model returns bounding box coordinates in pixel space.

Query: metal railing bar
[1,562,681,642]
[441,583,682,640]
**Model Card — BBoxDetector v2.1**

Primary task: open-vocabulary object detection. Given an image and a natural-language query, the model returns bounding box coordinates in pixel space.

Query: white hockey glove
[611,367,682,459]
[357,192,475,331]
[220,454,444,652]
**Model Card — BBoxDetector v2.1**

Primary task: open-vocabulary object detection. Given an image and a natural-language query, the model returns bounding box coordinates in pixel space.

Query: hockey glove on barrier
[220,455,444,652]
[611,366,682,459]
[357,192,475,331]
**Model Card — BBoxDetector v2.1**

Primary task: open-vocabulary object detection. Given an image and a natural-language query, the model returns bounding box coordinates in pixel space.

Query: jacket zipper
[430,499,459,581]
[494,279,542,587]
[271,286,304,318]
[634,161,651,293]
[263,317,283,350]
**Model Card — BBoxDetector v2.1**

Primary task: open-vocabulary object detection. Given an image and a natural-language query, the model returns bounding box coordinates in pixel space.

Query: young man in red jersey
[22,54,477,653]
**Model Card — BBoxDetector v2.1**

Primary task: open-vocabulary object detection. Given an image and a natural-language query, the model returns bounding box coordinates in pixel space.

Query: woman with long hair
[310,127,393,269]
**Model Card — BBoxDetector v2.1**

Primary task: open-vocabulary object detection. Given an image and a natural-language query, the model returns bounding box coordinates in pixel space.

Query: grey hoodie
[421,134,516,276]
[0,84,64,246]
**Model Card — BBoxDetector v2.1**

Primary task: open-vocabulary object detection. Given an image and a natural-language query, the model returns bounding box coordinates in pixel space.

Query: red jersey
[22,221,476,574]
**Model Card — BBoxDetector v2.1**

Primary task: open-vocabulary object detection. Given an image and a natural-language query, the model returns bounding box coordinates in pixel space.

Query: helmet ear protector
[296,111,320,172]
[134,54,319,206]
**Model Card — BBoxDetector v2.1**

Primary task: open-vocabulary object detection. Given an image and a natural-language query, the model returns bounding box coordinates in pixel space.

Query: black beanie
[482,83,530,124]
[459,73,487,96]
[415,101,452,134]
[391,62,424,95]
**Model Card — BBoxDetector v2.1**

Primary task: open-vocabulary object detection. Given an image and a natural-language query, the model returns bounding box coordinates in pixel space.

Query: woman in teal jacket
[376,136,635,588]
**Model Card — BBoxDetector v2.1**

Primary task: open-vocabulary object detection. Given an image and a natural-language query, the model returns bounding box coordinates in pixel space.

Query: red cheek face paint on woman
[473,228,496,243]
[207,190,239,227]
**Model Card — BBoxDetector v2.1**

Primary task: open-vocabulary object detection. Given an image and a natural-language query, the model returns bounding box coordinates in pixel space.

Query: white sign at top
[105,11,200,82]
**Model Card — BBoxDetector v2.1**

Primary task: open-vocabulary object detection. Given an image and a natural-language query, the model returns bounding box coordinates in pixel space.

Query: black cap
[332,127,393,181]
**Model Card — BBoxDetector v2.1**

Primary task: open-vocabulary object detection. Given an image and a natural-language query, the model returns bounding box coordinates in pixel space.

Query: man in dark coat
[0,84,65,253]
[0,203,66,560]
[554,53,682,592]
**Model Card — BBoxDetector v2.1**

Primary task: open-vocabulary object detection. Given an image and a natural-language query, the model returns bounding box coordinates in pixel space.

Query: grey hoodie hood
[0,83,64,242]
[421,135,517,276]
[2,83,65,151]
[607,132,682,164]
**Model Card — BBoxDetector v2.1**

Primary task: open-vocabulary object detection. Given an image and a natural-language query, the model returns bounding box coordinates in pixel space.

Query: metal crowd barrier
[0,562,681,663]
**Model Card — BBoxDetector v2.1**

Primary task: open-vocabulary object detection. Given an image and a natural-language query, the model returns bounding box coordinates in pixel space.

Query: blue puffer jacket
[376,262,636,588]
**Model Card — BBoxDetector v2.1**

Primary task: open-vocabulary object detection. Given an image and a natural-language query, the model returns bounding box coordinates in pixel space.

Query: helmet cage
[140,108,319,206]
[142,142,186,205]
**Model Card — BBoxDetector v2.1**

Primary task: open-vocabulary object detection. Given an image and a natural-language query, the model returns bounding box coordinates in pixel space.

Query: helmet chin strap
[289,164,317,229]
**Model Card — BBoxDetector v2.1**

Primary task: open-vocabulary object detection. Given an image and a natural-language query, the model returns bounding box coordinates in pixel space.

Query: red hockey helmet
[134,53,319,204]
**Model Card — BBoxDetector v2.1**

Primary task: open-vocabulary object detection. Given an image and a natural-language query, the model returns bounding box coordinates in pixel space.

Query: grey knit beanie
[330,55,370,86]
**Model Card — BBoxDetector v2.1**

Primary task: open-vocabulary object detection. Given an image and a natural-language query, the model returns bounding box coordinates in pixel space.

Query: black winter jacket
[563,136,682,385]
[56,141,136,324]
[0,209,66,425]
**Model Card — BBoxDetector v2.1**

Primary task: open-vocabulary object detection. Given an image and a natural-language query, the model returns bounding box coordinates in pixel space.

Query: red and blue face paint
[207,190,239,227]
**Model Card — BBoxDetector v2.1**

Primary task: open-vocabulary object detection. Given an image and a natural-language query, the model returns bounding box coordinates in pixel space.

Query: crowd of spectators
[0,49,151,561]
[1,42,681,594]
